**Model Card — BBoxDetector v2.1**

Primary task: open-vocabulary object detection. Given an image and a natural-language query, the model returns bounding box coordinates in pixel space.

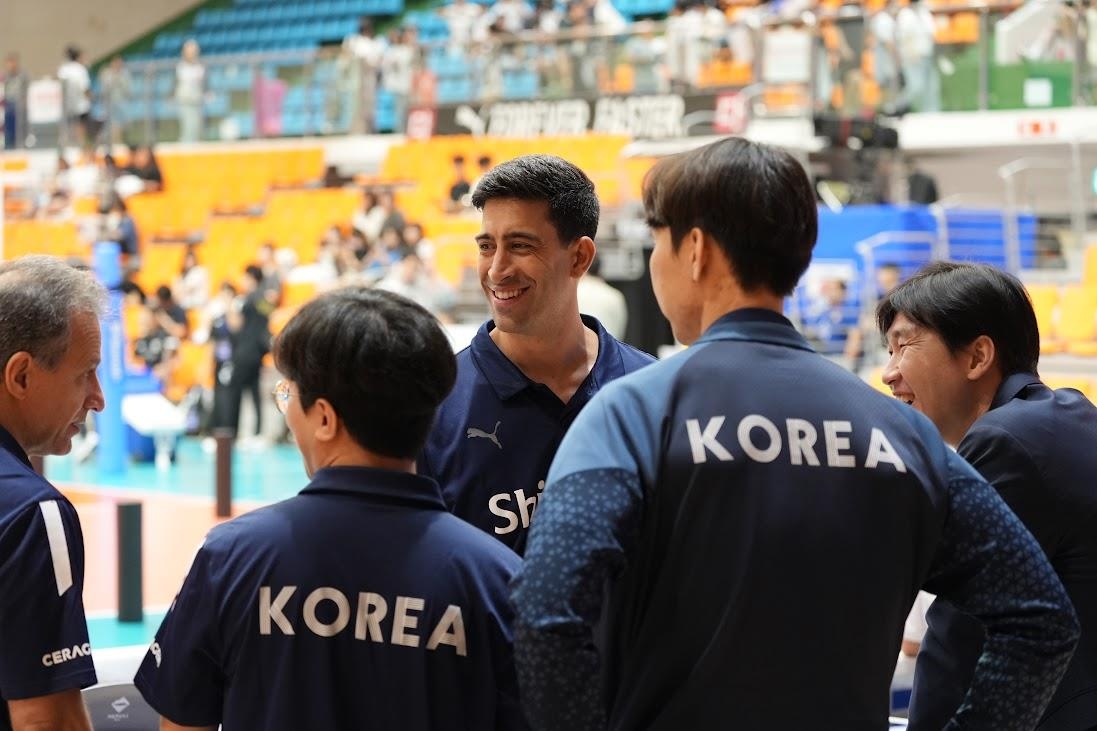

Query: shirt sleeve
[0,498,97,699]
[510,387,653,731]
[133,542,224,727]
[920,451,1079,731]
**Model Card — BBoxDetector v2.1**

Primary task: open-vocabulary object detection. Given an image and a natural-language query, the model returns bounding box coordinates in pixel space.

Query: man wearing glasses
[134,288,528,731]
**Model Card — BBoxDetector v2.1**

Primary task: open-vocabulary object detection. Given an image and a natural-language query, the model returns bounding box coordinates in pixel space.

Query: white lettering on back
[686,417,734,464]
[426,604,467,656]
[259,586,296,635]
[865,428,907,472]
[738,415,781,463]
[823,421,856,468]
[392,596,425,649]
[786,419,821,466]
[303,587,351,637]
[355,592,388,641]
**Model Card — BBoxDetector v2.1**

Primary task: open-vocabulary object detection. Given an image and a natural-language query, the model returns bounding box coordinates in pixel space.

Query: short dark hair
[244,265,263,283]
[155,285,173,301]
[876,261,1039,376]
[471,154,599,244]
[273,288,457,459]
[65,45,81,62]
[642,137,817,296]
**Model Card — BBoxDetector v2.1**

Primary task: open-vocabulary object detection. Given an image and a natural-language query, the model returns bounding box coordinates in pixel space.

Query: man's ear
[572,237,595,278]
[966,335,997,381]
[3,352,33,400]
[687,227,706,282]
[311,398,340,443]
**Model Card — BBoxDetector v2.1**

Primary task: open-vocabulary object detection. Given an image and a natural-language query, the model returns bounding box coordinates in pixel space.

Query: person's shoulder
[432,511,522,573]
[201,499,299,555]
[610,337,656,371]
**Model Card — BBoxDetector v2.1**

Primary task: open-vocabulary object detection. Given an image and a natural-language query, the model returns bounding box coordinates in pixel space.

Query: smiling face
[476,198,588,338]
[23,311,105,456]
[881,313,980,445]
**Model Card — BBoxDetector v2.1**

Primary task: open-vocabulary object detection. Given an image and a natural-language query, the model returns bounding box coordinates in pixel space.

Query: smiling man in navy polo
[135,289,527,731]
[418,154,653,554]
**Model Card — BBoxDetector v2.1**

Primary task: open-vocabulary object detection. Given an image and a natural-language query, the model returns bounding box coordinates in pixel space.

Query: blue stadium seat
[502,69,539,99]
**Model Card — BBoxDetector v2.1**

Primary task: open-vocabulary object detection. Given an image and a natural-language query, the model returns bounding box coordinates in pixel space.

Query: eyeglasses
[271,379,296,415]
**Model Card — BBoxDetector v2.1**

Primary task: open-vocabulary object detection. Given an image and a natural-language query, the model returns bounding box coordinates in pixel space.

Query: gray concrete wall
[1,0,200,79]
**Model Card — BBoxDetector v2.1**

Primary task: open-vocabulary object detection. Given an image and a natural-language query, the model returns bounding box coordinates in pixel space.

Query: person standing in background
[97,56,132,148]
[2,54,29,150]
[57,46,92,155]
[175,40,205,143]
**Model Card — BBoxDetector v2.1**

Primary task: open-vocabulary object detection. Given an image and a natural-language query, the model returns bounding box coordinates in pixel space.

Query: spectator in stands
[97,56,132,147]
[805,277,855,365]
[895,0,938,112]
[120,145,163,194]
[870,0,903,109]
[381,27,417,134]
[403,221,434,262]
[2,53,29,150]
[341,18,386,134]
[439,0,486,48]
[879,261,1097,731]
[577,254,628,340]
[513,136,1080,731]
[152,285,189,341]
[57,45,92,155]
[173,245,210,312]
[483,0,533,34]
[352,189,386,242]
[102,196,140,272]
[377,190,407,235]
[624,24,669,94]
[256,242,284,308]
[376,253,456,322]
[448,156,472,212]
[175,39,206,143]
[0,256,104,730]
[469,155,493,196]
[417,154,654,554]
[133,305,179,382]
[135,288,526,731]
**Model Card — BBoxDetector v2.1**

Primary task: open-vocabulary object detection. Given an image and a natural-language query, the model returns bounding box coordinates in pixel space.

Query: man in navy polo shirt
[135,288,527,731]
[512,138,1079,730]
[0,256,104,731]
[418,154,653,554]
[879,262,1097,730]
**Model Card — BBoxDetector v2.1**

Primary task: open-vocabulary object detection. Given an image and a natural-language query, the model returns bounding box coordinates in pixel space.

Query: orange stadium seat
[1057,285,1097,356]
[1042,374,1094,402]
[1083,245,1097,287]
[1025,283,1062,354]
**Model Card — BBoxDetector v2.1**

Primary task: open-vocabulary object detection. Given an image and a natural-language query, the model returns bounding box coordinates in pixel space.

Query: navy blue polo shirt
[909,373,1097,731]
[512,309,1078,731]
[0,426,96,728]
[134,466,527,731]
[418,316,654,554]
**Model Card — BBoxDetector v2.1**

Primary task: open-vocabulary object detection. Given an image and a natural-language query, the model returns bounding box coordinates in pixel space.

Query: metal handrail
[998,142,1085,273]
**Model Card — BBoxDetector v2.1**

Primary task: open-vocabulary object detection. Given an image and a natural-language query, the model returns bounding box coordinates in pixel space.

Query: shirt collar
[299,466,447,511]
[0,424,32,469]
[470,315,623,400]
[990,372,1043,410]
[695,308,816,352]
